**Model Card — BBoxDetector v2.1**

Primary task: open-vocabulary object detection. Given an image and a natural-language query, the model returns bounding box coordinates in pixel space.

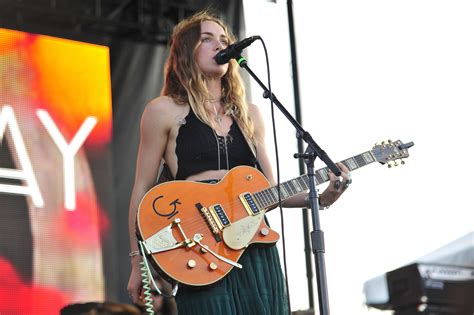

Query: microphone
[214,35,260,65]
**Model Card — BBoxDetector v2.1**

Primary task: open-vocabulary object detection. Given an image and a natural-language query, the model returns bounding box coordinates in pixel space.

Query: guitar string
[177,185,295,232]
[172,152,380,233]
[173,198,267,234]
[175,157,368,233]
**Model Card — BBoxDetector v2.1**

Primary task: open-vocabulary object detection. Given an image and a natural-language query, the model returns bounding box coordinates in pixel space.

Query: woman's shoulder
[145,95,181,112]
[143,96,187,119]
[246,102,263,122]
[141,96,187,130]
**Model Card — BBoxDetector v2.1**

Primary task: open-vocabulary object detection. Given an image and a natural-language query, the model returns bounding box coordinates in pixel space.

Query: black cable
[286,0,315,309]
[257,37,292,315]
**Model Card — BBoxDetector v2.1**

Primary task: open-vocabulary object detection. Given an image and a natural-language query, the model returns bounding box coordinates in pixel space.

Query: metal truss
[0,0,218,43]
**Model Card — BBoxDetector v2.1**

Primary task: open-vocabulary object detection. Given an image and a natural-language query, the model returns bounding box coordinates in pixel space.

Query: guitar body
[136,139,413,286]
[136,165,280,286]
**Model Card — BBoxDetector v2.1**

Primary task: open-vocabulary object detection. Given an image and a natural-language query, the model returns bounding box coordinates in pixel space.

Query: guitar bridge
[195,203,222,242]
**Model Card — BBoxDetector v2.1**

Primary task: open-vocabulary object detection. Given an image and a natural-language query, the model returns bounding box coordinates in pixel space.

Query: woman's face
[195,20,230,78]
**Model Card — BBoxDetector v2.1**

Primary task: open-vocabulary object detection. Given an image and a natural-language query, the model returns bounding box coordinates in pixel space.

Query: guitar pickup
[209,204,230,230]
[239,192,261,216]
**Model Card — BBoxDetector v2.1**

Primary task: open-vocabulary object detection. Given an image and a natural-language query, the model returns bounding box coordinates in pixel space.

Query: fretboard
[252,150,377,209]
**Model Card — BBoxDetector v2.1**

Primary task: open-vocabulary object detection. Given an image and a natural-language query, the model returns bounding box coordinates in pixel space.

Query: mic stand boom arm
[236,55,339,315]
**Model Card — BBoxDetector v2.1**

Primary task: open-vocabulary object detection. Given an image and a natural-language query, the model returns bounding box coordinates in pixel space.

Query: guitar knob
[209,263,218,271]
[187,259,196,269]
[260,228,269,236]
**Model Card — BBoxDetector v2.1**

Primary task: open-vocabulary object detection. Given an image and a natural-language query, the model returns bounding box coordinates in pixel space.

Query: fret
[254,192,265,209]
[266,188,277,204]
[264,191,273,208]
[355,154,366,167]
[345,157,358,171]
[279,184,289,199]
[253,147,390,210]
[270,189,278,203]
[307,174,318,187]
[297,176,309,190]
[313,172,322,185]
[261,190,271,207]
[281,182,290,197]
[283,182,296,197]
[290,180,300,194]
[270,187,279,201]
[273,187,283,202]
[262,190,273,207]
[318,169,329,182]
[362,152,374,164]
[291,178,304,193]
[262,190,272,206]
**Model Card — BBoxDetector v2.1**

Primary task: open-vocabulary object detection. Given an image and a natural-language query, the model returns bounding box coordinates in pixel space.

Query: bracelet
[129,250,140,257]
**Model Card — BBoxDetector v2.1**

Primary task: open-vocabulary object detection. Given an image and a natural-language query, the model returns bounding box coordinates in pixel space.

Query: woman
[127,11,351,315]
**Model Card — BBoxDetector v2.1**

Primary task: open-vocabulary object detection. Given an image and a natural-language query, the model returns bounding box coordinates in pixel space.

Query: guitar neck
[253,150,377,209]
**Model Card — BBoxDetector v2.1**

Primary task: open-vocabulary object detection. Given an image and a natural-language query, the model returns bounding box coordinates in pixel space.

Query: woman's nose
[215,41,225,51]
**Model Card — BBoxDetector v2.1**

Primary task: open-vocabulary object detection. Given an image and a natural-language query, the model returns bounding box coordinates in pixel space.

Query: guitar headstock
[371,139,414,167]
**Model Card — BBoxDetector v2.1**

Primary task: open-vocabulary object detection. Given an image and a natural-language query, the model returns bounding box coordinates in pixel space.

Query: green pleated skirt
[175,245,289,315]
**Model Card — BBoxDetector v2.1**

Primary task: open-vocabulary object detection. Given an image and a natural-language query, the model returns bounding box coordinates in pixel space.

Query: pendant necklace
[207,99,224,124]
[213,104,223,124]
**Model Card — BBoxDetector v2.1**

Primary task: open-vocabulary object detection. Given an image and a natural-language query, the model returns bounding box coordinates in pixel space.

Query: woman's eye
[201,37,211,43]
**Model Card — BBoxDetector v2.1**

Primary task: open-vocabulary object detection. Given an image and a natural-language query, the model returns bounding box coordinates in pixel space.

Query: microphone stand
[235,55,341,315]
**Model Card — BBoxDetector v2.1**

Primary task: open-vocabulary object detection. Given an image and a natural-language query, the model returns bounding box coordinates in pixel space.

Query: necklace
[212,104,224,124]
[206,98,221,104]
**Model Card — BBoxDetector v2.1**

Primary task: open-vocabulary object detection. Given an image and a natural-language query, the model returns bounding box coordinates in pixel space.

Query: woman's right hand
[127,256,144,305]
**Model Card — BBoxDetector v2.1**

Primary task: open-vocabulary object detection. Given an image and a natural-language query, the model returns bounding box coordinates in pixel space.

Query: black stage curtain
[0,0,244,304]
[110,2,245,303]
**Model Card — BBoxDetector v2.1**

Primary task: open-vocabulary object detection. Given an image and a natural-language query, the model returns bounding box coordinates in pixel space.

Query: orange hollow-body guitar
[136,140,413,286]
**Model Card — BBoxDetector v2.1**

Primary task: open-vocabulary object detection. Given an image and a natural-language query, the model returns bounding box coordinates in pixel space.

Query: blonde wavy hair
[161,11,255,145]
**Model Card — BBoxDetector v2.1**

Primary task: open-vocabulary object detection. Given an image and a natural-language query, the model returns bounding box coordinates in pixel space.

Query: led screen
[0,28,113,314]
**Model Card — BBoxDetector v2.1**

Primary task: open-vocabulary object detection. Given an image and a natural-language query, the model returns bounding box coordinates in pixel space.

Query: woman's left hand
[318,162,352,209]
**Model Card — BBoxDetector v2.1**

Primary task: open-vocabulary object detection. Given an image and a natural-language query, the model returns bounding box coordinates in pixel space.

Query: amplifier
[364,263,474,311]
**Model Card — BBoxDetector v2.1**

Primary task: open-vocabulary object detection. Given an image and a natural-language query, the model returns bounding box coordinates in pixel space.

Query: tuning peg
[394,161,399,167]
[401,160,405,165]
[388,139,392,144]
[387,162,393,168]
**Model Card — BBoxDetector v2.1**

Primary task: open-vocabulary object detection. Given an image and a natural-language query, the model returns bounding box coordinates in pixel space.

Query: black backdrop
[109,3,245,303]
[0,0,245,304]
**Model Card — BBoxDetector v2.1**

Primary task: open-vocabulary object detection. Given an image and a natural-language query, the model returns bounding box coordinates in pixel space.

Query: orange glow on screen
[0,28,112,146]
[1,28,113,313]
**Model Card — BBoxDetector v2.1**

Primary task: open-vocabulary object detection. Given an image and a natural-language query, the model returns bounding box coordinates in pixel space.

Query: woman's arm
[127,97,174,304]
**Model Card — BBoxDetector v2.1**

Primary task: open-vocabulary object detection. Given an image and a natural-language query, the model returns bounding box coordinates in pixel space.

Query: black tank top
[175,109,257,180]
